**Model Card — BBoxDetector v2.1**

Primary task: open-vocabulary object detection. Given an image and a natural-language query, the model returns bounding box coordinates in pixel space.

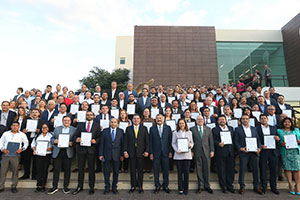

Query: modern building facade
[115,13,300,87]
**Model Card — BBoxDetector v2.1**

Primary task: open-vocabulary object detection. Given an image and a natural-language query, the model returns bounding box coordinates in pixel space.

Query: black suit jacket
[256,125,279,156]
[20,117,44,140]
[75,121,101,154]
[99,127,124,161]
[275,103,294,117]
[42,92,53,101]
[200,106,219,116]
[149,124,172,158]
[234,125,261,156]
[212,126,235,157]
[107,89,120,100]
[124,125,149,158]
[0,110,17,133]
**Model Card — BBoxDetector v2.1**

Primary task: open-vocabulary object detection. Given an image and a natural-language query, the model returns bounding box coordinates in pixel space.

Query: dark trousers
[176,160,190,194]
[77,153,95,189]
[103,160,120,190]
[129,157,144,188]
[259,151,278,189]
[21,146,35,177]
[239,153,259,189]
[121,158,129,171]
[216,155,234,190]
[153,156,169,188]
[265,77,272,87]
[36,154,51,187]
[52,149,72,188]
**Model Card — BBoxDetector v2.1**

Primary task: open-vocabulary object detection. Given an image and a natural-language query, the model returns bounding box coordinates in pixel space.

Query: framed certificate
[177,138,189,153]
[58,134,70,148]
[246,137,257,152]
[6,142,20,156]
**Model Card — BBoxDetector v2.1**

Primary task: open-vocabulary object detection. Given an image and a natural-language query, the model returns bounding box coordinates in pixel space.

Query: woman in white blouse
[172,118,194,195]
[31,123,53,192]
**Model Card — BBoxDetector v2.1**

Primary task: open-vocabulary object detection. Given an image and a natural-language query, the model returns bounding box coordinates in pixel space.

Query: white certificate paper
[220,131,232,145]
[246,137,258,152]
[181,105,189,112]
[172,114,181,123]
[91,104,100,115]
[187,94,194,100]
[58,134,70,148]
[119,122,128,132]
[284,134,298,149]
[26,119,38,132]
[283,109,292,118]
[54,116,63,128]
[264,136,276,149]
[167,96,175,103]
[143,122,153,133]
[127,104,135,115]
[252,111,261,121]
[206,123,216,129]
[233,108,242,118]
[197,102,204,110]
[250,118,255,127]
[151,108,159,119]
[191,112,199,120]
[100,119,110,129]
[110,109,119,119]
[77,111,86,122]
[166,120,176,131]
[177,138,189,152]
[80,132,92,147]
[228,119,238,129]
[70,104,79,114]
[36,141,48,156]
[187,122,195,129]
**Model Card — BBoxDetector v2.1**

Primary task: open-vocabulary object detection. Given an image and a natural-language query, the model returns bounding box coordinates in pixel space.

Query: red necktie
[87,122,91,132]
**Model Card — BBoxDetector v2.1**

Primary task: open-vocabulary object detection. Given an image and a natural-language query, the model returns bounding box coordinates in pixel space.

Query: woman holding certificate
[31,123,52,192]
[277,117,300,195]
[172,119,194,195]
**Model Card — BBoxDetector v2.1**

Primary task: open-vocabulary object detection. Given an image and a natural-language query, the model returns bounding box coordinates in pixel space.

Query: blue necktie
[111,129,115,142]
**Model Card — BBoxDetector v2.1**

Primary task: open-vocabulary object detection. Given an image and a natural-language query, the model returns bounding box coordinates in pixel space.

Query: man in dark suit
[200,97,218,118]
[149,114,172,194]
[275,95,294,117]
[256,114,280,194]
[247,90,258,107]
[100,92,111,108]
[41,100,58,132]
[72,111,101,195]
[171,100,184,117]
[266,105,280,127]
[125,94,142,119]
[99,118,124,194]
[263,90,276,106]
[148,96,163,118]
[234,114,262,195]
[202,107,217,125]
[124,114,149,193]
[107,81,120,100]
[13,87,25,101]
[269,87,280,101]
[137,88,151,112]
[42,85,53,101]
[191,115,214,194]
[264,64,272,87]
[257,96,268,114]
[0,101,17,135]
[212,115,235,193]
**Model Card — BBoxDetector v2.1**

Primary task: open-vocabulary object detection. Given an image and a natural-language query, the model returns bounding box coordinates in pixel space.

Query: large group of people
[0,77,299,196]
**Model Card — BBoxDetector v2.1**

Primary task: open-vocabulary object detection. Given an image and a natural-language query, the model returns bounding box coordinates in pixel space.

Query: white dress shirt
[261,125,270,135]
[31,132,53,154]
[242,125,252,137]
[0,130,28,151]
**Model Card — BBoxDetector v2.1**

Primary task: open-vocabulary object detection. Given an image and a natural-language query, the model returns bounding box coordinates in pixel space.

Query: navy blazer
[275,103,294,117]
[99,127,124,161]
[234,125,262,156]
[212,126,235,157]
[149,124,172,158]
[0,110,17,132]
[124,90,138,101]
[137,97,151,111]
[256,125,279,156]
[95,114,113,124]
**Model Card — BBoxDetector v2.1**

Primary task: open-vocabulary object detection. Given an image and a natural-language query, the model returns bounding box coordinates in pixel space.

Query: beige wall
[114,36,134,80]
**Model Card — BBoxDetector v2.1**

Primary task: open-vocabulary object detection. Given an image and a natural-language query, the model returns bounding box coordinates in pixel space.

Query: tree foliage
[79,67,130,92]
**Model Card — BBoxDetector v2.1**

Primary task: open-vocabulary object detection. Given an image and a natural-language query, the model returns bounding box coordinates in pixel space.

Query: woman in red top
[64,90,74,106]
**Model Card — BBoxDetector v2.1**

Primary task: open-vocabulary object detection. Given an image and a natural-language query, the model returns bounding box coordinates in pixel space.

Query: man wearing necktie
[72,111,101,195]
[99,118,124,195]
[149,114,172,194]
[191,115,215,194]
[124,114,149,193]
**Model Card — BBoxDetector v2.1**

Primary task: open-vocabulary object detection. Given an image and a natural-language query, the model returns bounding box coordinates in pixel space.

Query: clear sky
[0,0,299,102]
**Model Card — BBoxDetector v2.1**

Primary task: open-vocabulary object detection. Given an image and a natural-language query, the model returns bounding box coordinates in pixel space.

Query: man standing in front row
[72,111,101,195]
[99,118,124,195]
[48,116,76,195]
[0,122,28,193]
[149,114,172,194]
[124,114,149,193]
[191,115,215,194]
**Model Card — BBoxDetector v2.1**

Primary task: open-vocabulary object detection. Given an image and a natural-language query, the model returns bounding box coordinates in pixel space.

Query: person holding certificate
[48,116,76,195]
[148,96,163,119]
[31,123,53,192]
[277,117,300,195]
[256,114,280,194]
[0,121,28,193]
[72,101,89,127]
[172,118,194,195]
[125,93,141,120]
[123,114,149,194]
[149,114,172,194]
[72,111,100,195]
[234,114,262,195]
[99,118,124,195]
[212,115,235,193]
[191,115,214,194]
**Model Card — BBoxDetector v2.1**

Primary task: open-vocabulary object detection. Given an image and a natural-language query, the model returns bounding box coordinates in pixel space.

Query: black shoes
[48,187,58,195]
[154,187,160,194]
[19,175,29,180]
[227,188,235,193]
[196,188,203,193]
[271,188,280,195]
[112,189,118,194]
[163,187,170,193]
[129,187,135,193]
[72,187,83,195]
[205,187,213,194]
[89,189,95,195]
[11,187,18,193]
[103,189,109,195]
[63,187,70,194]
[139,188,144,193]
[221,188,227,193]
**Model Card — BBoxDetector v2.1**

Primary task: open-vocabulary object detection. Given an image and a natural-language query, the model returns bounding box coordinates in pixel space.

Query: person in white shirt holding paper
[256,114,280,194]
[0,121,28,193]
[31,123,53,192]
